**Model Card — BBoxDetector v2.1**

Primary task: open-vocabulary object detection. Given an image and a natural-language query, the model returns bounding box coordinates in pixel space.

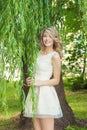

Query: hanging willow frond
[0,0,52,115]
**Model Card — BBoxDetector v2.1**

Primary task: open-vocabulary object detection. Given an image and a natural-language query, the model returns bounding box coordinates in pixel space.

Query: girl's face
[42,31,54,47]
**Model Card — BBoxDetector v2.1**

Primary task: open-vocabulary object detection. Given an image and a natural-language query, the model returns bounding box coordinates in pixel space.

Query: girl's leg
[40,118,54,130]
[33,118,42,130]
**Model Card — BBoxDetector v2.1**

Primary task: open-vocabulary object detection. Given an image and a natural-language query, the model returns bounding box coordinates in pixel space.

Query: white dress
[23,51,63,118]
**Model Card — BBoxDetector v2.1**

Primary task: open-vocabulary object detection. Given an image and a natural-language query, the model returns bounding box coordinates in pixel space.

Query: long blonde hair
[40,26,63,58]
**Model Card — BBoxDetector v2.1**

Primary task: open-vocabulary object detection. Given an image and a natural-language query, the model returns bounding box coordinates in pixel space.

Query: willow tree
[1,0,86,130]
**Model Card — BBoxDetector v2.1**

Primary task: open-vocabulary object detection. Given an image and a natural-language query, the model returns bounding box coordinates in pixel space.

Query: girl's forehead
[43,31,50,36]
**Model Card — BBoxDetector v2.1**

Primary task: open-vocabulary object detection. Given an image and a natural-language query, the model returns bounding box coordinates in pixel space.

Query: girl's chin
[44,44,53,47]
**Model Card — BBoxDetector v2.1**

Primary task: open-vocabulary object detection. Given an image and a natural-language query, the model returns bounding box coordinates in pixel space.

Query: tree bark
[54,73,76,130]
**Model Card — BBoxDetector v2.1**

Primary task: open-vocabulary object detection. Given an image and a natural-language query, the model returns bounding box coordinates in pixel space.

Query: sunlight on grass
[0,81,21,120]
[65,91,87,119]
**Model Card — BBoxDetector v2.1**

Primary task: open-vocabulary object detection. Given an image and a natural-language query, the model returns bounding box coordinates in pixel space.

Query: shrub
[72,76,87,91]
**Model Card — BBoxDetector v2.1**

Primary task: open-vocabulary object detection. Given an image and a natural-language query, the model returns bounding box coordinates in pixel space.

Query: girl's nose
[46,36,49,40]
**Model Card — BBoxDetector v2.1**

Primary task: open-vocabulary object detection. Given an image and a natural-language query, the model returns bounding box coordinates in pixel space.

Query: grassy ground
[65,90,87,119]
[0,79,87,130]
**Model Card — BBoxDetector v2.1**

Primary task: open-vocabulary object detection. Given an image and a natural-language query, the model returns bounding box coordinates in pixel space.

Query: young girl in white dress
[23,26,63,130]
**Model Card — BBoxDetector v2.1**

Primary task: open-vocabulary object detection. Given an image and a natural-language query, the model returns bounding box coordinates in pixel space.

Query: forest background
[0,0,87,130]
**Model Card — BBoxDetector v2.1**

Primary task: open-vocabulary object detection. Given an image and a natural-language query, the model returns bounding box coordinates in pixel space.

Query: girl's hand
[26,77,32,86]
[25,77,42,87]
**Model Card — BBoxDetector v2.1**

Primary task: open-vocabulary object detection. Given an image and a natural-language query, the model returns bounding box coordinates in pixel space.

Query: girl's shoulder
[52,51,60,57]
[52,51,60,60]
[37,50,60,59]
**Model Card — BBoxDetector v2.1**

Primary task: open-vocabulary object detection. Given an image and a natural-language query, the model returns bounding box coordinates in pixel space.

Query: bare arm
[35,53,61,87]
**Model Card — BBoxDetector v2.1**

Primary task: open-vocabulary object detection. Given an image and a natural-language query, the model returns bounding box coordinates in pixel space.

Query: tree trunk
[54,73,76,130]
[19,66,76,130]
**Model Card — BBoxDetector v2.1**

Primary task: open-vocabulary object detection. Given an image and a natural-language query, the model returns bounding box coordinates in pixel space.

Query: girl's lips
[44,41,50,44]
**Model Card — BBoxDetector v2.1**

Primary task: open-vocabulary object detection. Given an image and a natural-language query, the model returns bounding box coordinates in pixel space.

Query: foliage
[72,76,87,91]
[0,0,62,114]
[63,76,87,91]
[65,125,87,130]
[0,0,87,114]
[0,0,39,114]
[61,0,87,89]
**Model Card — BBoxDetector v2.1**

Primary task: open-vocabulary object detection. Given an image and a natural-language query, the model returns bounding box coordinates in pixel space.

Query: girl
[23,26,63,130]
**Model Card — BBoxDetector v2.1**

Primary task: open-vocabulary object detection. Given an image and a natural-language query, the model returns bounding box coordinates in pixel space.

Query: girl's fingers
[26,81,33,86]
[27,77,31,80]
[25,77,34,87]
[26,77,31,81]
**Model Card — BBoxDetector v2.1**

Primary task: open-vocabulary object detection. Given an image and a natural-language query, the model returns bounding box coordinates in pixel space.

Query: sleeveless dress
[23,51,63,118]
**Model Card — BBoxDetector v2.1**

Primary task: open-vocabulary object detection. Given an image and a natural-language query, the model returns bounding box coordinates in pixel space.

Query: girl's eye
[43,35,47,37]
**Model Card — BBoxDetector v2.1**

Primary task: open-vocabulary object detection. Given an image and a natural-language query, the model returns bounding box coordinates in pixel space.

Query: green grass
[65,125,87,130]
[63,77,87,119]
[0,80,21,119]
[63,77,87,130]
[0,79,87,130]
[65,91,87,119]
[65,91,87,130]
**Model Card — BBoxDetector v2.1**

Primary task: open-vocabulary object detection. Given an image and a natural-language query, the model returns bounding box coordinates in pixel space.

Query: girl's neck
[44,47,54,54]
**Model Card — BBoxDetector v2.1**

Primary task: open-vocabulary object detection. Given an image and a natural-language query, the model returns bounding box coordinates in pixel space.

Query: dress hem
[23,113,63,119]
